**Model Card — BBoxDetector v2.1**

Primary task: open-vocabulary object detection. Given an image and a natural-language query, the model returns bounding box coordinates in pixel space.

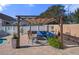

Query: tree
[64,13,76,24]
[73,8,79,23]
[40,5,65,24]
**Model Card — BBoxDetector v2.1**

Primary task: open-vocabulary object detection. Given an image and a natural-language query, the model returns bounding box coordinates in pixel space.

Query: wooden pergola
[16,15,64,49]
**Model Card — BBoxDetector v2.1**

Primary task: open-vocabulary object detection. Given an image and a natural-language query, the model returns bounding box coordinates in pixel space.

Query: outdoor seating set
[27,30,56,45]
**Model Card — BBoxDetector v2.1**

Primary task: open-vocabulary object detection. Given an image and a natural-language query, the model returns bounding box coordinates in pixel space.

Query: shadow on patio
[19,44,48,49]
[63,34,79,49]
[19,34,79,49]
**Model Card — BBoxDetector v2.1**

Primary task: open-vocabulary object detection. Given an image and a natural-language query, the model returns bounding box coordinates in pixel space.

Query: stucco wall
[1,24,79,37]
[49,24,79,37]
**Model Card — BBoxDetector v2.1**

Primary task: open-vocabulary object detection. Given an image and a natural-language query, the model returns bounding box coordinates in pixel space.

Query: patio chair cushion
[37,31,55,37]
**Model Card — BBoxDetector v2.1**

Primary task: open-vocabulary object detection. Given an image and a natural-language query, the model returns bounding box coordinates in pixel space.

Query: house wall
[0,19,2,30]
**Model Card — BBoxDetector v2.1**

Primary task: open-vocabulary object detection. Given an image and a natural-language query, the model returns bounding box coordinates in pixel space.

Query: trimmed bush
[48,37,62,48]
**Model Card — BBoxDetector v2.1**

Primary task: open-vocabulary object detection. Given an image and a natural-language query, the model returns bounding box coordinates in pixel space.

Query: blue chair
[47,32,55,37]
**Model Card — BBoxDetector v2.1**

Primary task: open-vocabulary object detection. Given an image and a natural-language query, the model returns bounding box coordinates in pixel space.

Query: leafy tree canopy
[73,8,79,23]
[40,5,65,18]
[40,5,65,24]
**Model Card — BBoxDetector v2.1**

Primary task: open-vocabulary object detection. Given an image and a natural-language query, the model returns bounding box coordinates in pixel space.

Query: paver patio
[0,34,79,55]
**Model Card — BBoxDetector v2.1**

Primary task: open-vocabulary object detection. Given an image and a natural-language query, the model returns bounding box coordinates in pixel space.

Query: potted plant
[12,33,18,48]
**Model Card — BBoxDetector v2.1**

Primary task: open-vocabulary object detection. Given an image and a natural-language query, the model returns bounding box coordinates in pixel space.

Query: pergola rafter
[24,18,56,25]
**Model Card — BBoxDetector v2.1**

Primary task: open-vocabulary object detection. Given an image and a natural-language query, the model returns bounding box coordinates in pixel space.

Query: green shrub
[12,34,18,39]
[48,37,62,48]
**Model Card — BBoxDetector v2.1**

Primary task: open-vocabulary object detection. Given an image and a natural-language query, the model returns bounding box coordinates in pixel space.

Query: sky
[0,4,52,18]
[0,4,79,18]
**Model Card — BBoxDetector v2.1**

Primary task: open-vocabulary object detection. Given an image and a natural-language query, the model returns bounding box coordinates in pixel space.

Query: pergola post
[60,16,64,49]
[38,25,40,31]
[16,16,20,48]
[30,25,31,31]
[47,24,49,32]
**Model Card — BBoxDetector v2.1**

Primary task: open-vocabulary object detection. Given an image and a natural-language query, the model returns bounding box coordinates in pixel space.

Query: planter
[12,33,18,48]
[12,39,17,48]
